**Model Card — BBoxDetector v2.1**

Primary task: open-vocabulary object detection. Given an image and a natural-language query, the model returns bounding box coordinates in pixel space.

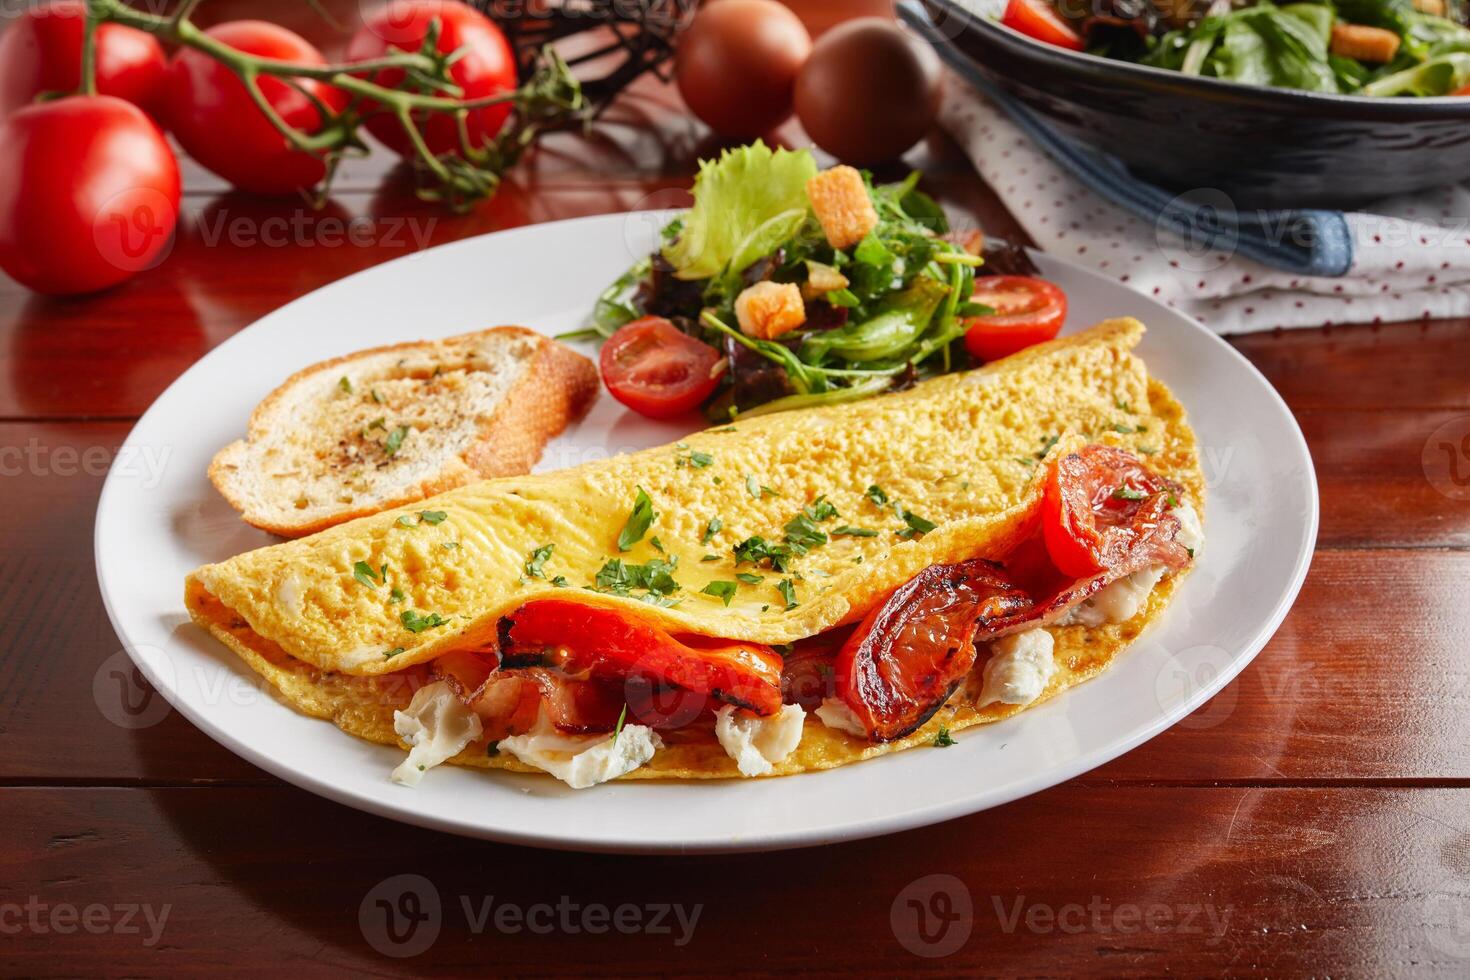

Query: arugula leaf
[617,486,656,551]
[662,141,817,281]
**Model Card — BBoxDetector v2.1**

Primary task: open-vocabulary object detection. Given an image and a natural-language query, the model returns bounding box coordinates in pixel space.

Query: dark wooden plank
[2,784,1466,975]
[4,420,1468,784]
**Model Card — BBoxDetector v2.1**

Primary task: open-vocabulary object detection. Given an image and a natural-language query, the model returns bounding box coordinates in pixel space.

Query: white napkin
[941,84,1470,333]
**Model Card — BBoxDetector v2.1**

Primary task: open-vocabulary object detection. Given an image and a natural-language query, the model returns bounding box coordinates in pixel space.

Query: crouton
[806,166,878,250]
[1413,0,1445,16]
[1331,23,1401,63]
[735,281,807,340]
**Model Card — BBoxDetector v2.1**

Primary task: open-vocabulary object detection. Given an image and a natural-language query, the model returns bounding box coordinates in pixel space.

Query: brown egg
[795,18,944,165]
[675,0,812,139]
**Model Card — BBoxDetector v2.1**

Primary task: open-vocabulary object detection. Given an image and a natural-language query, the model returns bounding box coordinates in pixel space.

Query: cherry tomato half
[0,1,167,118]
[1000,0,1084,51]
[962,275,1068,362]
[347,0,518,158]
[1041,444,1188,579]
[599,316,725,419]
[0,95,180,295]
[167,21,348,196]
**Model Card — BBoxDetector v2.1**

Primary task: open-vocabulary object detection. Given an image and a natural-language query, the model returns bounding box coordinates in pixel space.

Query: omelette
[185,318,1205,787]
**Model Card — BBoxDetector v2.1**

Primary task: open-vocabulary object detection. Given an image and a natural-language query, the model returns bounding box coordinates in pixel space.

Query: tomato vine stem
[86,0,582,210]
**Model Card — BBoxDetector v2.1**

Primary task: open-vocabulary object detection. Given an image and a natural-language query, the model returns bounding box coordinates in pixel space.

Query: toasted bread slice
[209,326,599,537]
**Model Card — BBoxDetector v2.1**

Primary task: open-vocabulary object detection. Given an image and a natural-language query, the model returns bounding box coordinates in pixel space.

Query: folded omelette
[186,318,1204,785]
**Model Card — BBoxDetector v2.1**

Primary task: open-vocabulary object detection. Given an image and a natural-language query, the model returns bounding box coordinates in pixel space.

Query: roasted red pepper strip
[503,599,785,717]
[832,559,1033,741]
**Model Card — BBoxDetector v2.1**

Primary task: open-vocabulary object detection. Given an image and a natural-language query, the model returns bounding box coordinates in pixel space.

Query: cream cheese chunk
[498,711,662,789]
[1068,565,1167,627]
[979,628,1056,708]
[715,703,806,776]
[815,697,868,737]
[391,680,483,786]
[1173,501,1204,557]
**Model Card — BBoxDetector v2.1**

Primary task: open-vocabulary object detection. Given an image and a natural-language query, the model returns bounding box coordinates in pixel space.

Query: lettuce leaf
[1363,51,1470,95]
[662,141,818,282]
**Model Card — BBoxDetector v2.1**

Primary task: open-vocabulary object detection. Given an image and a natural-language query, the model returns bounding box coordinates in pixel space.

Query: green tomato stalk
[81,0,583,210]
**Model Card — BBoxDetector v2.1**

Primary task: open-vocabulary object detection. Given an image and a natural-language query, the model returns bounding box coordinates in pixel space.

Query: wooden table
[5,3,1470,975]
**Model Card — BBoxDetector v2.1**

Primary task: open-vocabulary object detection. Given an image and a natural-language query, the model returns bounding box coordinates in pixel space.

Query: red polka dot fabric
[940,85,1470,333]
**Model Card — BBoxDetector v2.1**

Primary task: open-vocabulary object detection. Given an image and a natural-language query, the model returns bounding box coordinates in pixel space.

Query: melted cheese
[980,629,1056,707]
[715,704,806,776]
[498,712,662,789]
[391,680,483,786]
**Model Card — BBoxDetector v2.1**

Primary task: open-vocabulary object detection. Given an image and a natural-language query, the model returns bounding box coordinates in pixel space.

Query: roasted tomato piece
[502,599,785,716]
[1042,444,1191,579]
[432,649,627,738]
[833,559,1033,741]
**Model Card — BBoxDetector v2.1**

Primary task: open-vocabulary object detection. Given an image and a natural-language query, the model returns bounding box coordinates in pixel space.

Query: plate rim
[94,210,1320,854]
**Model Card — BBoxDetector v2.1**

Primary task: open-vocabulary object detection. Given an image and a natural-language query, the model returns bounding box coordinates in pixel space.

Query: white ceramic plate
[95,211,1317,854]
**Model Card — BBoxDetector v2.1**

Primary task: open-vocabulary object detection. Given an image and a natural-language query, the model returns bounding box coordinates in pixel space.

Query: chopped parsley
[384,425,410,457]
[551,575,569,588]
[650,536,665,553]
[934,726,956,747]
[701,580,738,606]
[1113,486,1147,501]
[524,543,555,579]
[383,647,404,660]
[400,610,448,633]
[338,376,353,394]
[396,515,417,528]
[1111,422,1136,434]
[865,484,890,507]
[352,561,379,589]
[617,486,656,551]
[1138,446,1159,455]
[609,704,629,745]
[1036,434,1061,460]
[371,388,385,404]
[700,554,720,562]
[1115,398,1132,412]
[679,449,714,469]
[833,525,878,537]
[776,578,798,610]
[418,510,448,525]
[1167,492,1181,508]
[389,586,406,603]
[594,556,680,599]
[702,516,722,544]
[736,572,764,585]
[733,535,794,572]
[896,507,938,539]
[442,541,459,550]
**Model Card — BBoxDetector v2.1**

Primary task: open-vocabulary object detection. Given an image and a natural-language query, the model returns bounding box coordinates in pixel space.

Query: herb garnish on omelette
[185,319,1203,788]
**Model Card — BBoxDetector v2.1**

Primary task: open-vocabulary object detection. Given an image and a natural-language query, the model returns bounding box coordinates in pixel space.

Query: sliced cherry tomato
[1001,0,1084,51]
[599,316,725,419]
[503,599,784,717]
[1455,84,1470,96]
[962,275,1067,362]
[1041,444,1190,579]
[832,559,1033,741]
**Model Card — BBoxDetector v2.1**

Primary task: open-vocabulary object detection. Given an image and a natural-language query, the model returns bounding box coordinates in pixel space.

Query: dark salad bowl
[914,0,1470,209]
